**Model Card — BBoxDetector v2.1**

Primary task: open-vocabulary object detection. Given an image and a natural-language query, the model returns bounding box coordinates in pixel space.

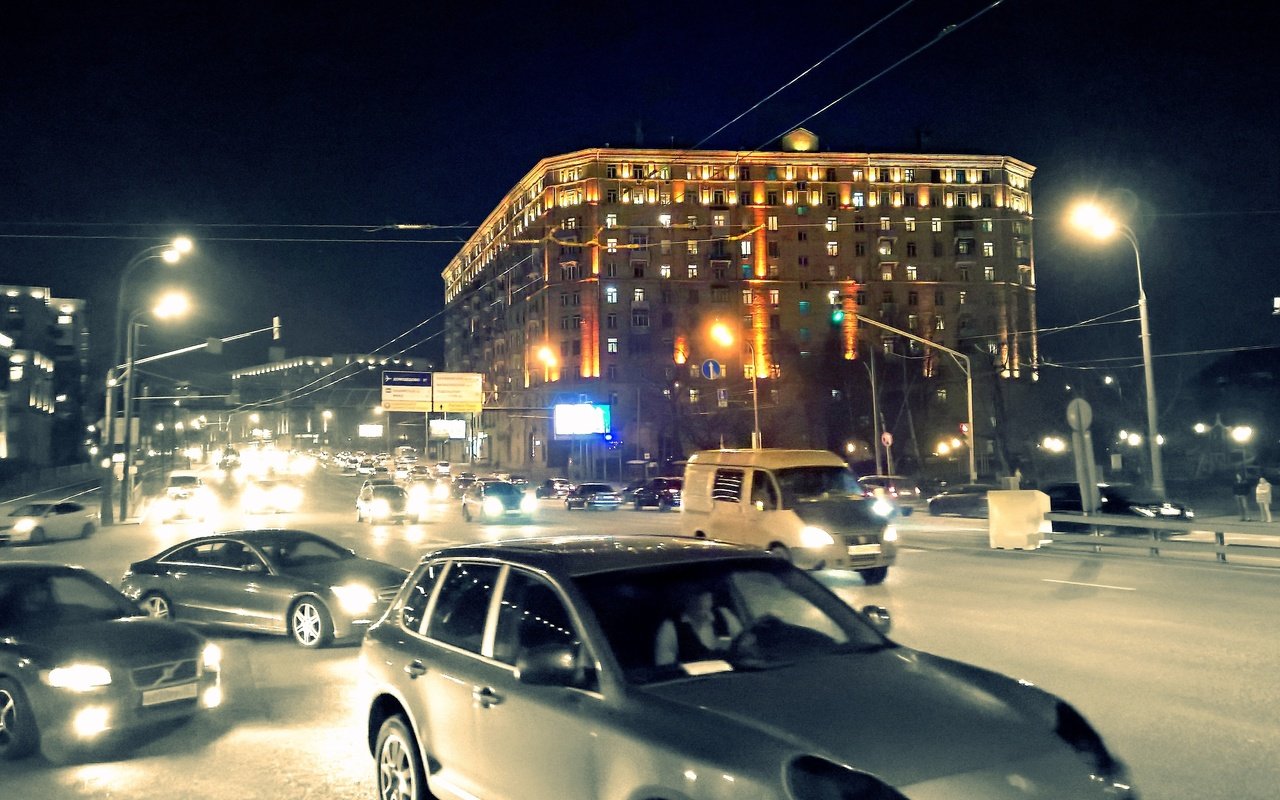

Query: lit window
[607,338,619,353]
[958,291,967,305]
[634,288,646,302]
[712,214,726,226]
[907,314,918,330]
[981,218,993,232]
[906,265,918,280]
[660,264,672,278]
[825,217,838,232]
[689,388,699,403]
[880,217,892,231]
[687,263,699,278]
[935,316,945,330]
[931,218,942,232]
[742,289,753,305]
[605,286,618,304]
[984,265,995,281]
[904,168,915,181]
[767,215,779,231]
[606,213,618,228]
[878,240,893,256]
[826,241,839,256]
[57,315,73,325]
[687,240,698,255]
[882,267,894,281]
[659,214,672,228]
[606,239,618,253]
[983,242,995,257]
[936,387,948,402]
[852,192,865,207]
[769,289,780,306]
[904,217,916,232]
[740,240,752,255]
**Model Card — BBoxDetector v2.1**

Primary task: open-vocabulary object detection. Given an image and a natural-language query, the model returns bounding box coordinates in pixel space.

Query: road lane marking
[1042,579,1136,591]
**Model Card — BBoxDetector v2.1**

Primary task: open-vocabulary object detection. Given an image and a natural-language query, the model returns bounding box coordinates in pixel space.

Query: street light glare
[162,248,181,263]
[153,291,191,320]
[709,321,734,347]
[172,237,194,254]
[1069,202,1117,240]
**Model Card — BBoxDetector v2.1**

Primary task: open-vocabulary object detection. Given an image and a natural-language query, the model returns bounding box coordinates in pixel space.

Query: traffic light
[959,422,970,435]
[830,308,845,324]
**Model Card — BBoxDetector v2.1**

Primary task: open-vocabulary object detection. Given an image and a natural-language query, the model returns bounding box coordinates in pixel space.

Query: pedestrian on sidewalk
[1255,476,1272,523]
[1233,472,1252,520]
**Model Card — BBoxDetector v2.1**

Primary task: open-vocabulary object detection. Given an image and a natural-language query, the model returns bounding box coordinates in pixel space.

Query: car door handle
[472,686,503,708]
[403,660,427,679]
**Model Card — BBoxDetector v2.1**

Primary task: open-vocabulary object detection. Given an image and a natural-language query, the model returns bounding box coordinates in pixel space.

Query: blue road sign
[701,359,723,380]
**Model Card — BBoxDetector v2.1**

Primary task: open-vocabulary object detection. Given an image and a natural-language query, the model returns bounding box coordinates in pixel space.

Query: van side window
[711,469,744,502]
[750,471,779,510]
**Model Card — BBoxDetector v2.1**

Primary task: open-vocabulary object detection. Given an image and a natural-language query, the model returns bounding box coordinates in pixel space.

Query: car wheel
[376,715,431,800]
[928,504,942,516]
[859,566,889,586]
[767,543,791,562]
[0,679,39,761]
[140,592,174,619]
[80,522,95,539]
[289,597,333,649]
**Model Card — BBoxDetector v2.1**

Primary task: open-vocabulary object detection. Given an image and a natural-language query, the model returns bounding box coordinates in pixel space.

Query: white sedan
[0,501,98,545]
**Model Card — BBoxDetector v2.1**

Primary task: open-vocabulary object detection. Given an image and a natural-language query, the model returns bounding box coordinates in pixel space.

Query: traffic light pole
[855,314,976,483]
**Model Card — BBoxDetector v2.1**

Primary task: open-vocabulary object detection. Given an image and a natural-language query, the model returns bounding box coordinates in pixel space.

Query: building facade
[442,130,1038,477]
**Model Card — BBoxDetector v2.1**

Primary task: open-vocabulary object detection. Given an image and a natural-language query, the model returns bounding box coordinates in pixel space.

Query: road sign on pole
[381,371,432,412]
[701,359,723,380]
[432,372,483,413]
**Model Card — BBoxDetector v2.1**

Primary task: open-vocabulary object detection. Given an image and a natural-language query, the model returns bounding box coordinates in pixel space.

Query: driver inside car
[654,587,743,666]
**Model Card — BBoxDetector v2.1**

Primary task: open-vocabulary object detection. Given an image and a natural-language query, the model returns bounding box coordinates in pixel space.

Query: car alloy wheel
[140,592,173,619]
[376,715,428,800]
[0,679,38,760]
[290,598,333,648]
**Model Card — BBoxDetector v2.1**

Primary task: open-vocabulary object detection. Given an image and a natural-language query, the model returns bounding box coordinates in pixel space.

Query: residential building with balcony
[441,129,1038,477]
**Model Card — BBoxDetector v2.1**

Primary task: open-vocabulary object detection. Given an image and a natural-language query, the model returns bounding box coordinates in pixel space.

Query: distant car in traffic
[565,482,622,511]
[361,536,1137,800]
[356,484,421,524]
[0,501,98,545]
[0,562,221,760]
[535,477,572,499]
[859,474,922,514]
[153,474,214,523]
[242,478,303,515]
[631,477,683,511]
[927,483,1000,517]
[120,529,407,648]
[460,481,536,522]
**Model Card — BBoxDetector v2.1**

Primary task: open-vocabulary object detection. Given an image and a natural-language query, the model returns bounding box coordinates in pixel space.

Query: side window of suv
[493,569,598,690]
[401,561,448,633]
[426,562,500,654]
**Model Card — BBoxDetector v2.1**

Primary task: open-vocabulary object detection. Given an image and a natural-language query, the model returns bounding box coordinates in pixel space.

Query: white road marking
[1042,578,1136,591]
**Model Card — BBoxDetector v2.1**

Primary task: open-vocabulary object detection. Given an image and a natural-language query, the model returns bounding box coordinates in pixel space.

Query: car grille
[131,657,199,690]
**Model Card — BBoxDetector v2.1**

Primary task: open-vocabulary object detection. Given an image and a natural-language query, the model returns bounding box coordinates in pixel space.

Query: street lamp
[1070,202,1165,497]
[101,237,193,525]
[120,290,191,521]
[709,322,761,449]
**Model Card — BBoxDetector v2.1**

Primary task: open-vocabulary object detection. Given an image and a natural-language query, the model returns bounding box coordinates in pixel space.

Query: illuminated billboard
[553,403,611,438]
[429,419,467,440]
[358,424,384,439]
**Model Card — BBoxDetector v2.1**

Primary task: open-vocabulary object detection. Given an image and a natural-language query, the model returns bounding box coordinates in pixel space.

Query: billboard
[381,370,482,413]
[553,403,611,438]
[381,371,432,412]
[358,424,384,439]
[429,418,467,440]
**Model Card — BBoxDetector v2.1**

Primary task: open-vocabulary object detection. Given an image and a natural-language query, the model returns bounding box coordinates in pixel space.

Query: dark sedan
[0,562,221,760]
[1043,482,1195,533]
[461,481,537,522]
[631,477,683,510]
[565,482,621,510]
[362,536,1136,800]
[927,483,1000,517]
[535,477,572,499]
[119,530,407,648]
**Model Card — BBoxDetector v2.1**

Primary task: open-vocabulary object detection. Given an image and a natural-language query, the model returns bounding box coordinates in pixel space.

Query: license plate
[848,544,882,556]
[142,682,199,707]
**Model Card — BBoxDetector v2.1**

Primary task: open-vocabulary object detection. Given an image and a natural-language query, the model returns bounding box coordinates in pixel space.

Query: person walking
[1233,473,1252,520]
[1255,476,1272,523]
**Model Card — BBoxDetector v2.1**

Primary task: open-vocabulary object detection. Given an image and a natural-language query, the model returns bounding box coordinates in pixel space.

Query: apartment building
[442,129,1037,475]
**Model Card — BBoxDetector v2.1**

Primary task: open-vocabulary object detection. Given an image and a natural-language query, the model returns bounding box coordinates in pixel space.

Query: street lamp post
[120,291,191,521]
[101,238,193,525]
[709,323,761,449]
[1070,204,1164,497]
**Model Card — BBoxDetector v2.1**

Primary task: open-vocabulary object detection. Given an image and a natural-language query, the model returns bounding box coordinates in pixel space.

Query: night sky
[3,0,1278,395]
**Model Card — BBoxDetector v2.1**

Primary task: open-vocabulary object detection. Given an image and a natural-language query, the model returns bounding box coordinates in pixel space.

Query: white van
[681,449,897,584]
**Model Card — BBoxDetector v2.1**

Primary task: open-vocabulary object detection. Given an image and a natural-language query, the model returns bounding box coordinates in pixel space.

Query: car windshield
[574,558,889,686]
[774,466,862,506]
[485,482,522,497]
[10,504,50,517]
[257,534,353,568]
[652,479,682,490]
[372,486,406,500]
[169,476,201,488]
[0,571,138,629]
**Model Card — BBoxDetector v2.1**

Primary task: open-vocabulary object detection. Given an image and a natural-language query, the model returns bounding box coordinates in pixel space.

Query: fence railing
[0,463,99,504]
[1043,512,1280,565]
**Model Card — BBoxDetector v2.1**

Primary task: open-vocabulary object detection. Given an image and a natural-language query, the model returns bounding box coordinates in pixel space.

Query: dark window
[401,562,447,633]
[426,562,500,654]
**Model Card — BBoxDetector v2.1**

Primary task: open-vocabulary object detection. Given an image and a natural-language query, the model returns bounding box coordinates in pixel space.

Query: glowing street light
[1231,425,1254,445]
[709,321,761,449]
[1070,200,1164,496]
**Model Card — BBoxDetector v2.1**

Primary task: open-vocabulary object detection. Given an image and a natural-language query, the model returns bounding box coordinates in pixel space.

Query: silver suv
[361,536,1135,800]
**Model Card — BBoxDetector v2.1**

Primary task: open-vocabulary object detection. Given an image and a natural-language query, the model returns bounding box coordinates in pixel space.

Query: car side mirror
[242,562,265,573]
[514,643,578,686]
[861,604,892,634]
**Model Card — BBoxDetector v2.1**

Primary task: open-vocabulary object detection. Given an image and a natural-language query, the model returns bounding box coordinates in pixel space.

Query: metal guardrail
[0,463,99,505]
[1043,512,1280,564]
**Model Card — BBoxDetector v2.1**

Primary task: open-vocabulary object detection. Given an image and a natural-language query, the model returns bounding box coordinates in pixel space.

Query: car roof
[418,535,767,577]
[688,448,846,469]
[0,561,93,577]
[175,529,331,547]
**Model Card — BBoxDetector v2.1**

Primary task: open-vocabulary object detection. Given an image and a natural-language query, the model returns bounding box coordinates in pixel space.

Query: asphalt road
[3,467,1278,799]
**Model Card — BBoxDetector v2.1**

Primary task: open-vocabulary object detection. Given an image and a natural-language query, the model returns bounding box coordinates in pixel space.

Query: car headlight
[1185,510,1195,519]
[483,497,505,516]
[332,583,377,615]
[871,498,895,517]
[798,525,836,547]
[13,518,35,534]
[882,525,898,542]
[44,663,113,692]
[202,642,222,670]
[520,495,537,513]
[371,498,390,517]
[433,482,450,500]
